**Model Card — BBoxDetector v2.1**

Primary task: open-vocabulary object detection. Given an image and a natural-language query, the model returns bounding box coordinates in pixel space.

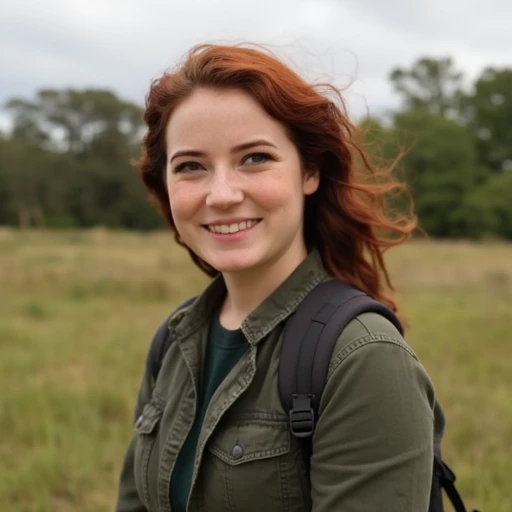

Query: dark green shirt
[170,310,247,512]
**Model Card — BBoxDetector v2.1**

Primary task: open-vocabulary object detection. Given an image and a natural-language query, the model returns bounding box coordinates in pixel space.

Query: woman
[116,43,444,512]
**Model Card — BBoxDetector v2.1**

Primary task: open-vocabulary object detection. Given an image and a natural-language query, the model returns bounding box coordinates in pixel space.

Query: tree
[460,67,512,172]
[390,57,464,117]
[1,88,161,229]
[0,137,49,227]
[393,110,486,238]
[471,172,512,239]
[5,89,143,157]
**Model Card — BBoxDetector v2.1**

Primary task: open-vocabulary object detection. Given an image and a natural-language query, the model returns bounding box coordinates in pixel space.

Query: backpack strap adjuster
[289,394,315,438]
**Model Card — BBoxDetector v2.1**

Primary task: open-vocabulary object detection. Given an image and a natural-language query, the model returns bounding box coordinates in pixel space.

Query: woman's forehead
[166,88,291,152]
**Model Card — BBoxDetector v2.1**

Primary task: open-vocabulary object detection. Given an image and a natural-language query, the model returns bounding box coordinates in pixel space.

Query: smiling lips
[206,219,260,234]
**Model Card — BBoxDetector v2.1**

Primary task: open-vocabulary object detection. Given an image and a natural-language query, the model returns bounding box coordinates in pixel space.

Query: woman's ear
[303,166,320,196]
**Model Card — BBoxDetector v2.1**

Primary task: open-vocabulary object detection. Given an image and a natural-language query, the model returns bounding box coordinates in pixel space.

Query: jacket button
[135,415,144,428]
[232,444,244,459]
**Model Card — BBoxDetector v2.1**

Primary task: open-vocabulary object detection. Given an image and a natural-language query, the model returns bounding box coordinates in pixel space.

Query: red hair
[137,44,416,313]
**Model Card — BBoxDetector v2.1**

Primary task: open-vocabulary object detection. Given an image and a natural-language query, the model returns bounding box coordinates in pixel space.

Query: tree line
[0,57,511,239]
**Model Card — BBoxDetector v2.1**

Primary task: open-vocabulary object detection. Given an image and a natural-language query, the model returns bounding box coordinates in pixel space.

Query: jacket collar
[169,249,330,346]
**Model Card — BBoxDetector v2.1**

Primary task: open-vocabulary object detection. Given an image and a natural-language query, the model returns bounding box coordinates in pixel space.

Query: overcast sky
[1,0,512,124]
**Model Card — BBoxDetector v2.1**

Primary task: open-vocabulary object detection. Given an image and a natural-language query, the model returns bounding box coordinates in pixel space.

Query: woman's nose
[205,170,244,208]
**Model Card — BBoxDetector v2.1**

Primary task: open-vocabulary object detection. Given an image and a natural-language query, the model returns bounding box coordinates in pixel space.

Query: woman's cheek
[168,182,202,221]
[252,177,297,212]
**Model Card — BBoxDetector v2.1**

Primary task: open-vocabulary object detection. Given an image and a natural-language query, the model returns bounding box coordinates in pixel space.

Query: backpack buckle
[289,394,315,438]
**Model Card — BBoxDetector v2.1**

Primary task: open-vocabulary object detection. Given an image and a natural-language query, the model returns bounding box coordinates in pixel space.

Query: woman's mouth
[205,219,261,235]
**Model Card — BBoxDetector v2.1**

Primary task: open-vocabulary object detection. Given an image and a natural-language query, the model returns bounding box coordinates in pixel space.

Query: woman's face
[165,87,319,278]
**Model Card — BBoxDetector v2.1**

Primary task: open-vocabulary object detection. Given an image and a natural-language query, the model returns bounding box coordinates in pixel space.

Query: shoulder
[312,314,439,512]
[328,311,418,375]
[323,311,436,412]
[320,310,436,417]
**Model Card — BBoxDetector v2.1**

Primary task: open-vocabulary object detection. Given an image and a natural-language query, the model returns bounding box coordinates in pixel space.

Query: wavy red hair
[137,43,416,313]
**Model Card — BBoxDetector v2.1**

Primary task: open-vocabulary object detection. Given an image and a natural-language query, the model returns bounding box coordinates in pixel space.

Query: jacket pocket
[133,397,165,510]
[208,418,290,464]
[202,415,306,512]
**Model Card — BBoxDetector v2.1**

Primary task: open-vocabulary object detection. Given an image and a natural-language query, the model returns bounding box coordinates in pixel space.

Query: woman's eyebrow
[231,139,278,153]
[170,139,278,163]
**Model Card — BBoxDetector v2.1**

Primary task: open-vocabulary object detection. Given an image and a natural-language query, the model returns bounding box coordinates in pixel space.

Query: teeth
[208,220,258,234]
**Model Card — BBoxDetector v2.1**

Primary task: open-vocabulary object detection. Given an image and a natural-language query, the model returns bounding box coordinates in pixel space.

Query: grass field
[1,228,511,512]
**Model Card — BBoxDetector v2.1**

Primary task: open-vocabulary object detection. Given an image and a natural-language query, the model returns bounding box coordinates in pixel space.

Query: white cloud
[1,0,511,120]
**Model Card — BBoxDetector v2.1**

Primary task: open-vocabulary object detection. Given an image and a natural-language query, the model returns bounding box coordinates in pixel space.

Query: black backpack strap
[279,279,478,512]
[147,295,197,383]
[279,279,403,438]
[432,446,479,512]
[430,446,445,512]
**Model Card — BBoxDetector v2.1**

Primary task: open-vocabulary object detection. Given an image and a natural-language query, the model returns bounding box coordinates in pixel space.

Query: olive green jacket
[115,250,444,512]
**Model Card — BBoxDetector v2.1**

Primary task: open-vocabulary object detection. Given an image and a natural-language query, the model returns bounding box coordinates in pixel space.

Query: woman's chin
[206,256,260,276]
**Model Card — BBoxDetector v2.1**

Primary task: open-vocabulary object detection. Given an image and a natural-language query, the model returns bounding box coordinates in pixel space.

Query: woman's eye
[243,152,272,165]
[174,161,203,173]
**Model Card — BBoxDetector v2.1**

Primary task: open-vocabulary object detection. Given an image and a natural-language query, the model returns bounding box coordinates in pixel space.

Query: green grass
[1,228,511,511]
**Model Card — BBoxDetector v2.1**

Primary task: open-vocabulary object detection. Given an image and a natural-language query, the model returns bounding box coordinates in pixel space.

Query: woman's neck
[219,248,308,330]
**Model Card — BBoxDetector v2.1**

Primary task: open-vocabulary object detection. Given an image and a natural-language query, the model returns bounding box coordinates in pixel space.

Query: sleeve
[114,363,153,512]
[310,336,436,512]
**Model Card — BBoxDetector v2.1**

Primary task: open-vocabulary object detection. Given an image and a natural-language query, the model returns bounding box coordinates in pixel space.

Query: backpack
[146,279,478,512]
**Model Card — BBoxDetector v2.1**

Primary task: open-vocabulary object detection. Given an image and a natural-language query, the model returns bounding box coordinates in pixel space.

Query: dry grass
[0,228,510,511]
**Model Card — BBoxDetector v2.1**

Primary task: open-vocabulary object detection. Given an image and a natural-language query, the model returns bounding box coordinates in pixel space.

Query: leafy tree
[5,89,143,157]
[1,88,160,229]
[471,172,512,239]
[393,109,485,237]
[0,136,17,224]
[390,57,463,117]
[460,67,512,172]
[0,137,48,227]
